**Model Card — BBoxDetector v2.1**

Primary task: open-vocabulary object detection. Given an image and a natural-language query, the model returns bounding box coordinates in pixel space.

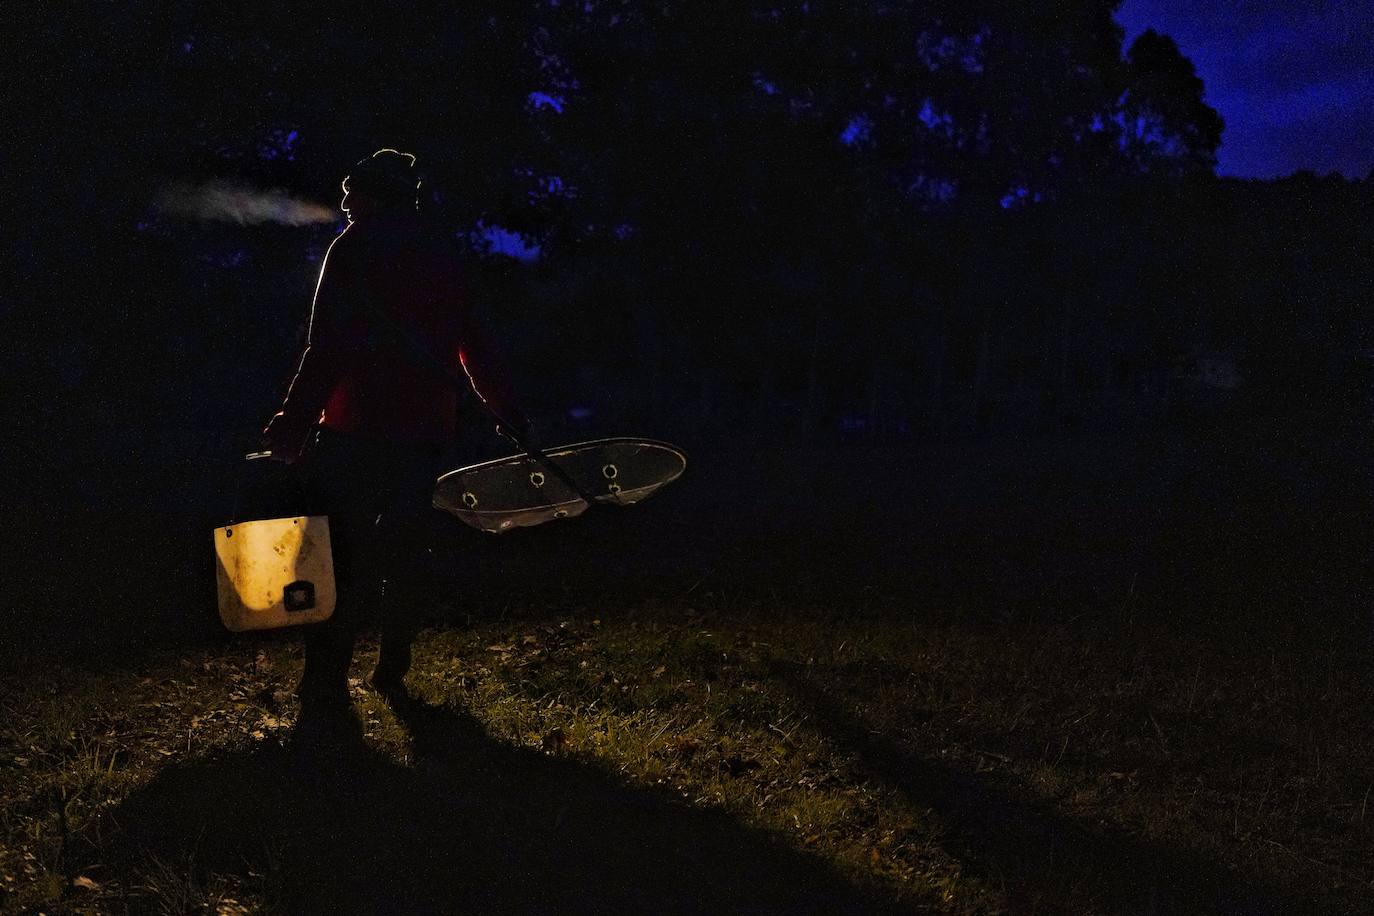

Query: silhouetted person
[263,149,526,729]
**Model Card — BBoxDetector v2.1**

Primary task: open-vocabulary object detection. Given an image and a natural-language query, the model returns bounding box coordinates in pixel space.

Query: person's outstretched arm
[453,297,529,440]
[262,228,368,462]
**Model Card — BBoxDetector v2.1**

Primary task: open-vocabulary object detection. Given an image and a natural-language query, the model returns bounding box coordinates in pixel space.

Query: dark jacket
[265,214,523,457]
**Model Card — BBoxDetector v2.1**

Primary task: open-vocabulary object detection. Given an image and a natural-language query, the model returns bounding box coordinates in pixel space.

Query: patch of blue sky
[918,99,950,131]
[481,225,541,262]
[840,115,872,146]
[999,186,1043,209]
[528,91,566,113]
[256,128,300,162]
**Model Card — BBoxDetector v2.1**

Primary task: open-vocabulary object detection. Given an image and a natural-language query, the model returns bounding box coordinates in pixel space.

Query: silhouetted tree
[1118,29,1224,177]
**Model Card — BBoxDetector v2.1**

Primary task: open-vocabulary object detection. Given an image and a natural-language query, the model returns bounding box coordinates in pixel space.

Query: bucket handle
[228,439,308,528]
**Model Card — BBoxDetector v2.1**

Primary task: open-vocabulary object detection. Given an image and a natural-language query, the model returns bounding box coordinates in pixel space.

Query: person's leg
[298,621,355,712]
[296,431,390,714]
[370,444,446,694]
[298,519,384,712]
[370,584,416,696]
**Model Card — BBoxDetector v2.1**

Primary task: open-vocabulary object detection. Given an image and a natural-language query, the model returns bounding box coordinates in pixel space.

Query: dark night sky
[1117,0,1373,179]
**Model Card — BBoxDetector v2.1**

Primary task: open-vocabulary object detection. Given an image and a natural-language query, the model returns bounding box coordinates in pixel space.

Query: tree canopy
[16,0,1367,447]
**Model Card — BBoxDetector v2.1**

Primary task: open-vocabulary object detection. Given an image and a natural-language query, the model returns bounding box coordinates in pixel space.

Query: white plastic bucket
[214,516,335,632]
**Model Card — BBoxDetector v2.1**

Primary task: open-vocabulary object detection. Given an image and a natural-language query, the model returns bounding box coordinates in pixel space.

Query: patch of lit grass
[406,614,990,908]
[0,643,300,911]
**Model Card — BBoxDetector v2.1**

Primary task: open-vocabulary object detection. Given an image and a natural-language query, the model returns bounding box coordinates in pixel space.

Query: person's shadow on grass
[771,658,1336,916]
[98,695,904,915]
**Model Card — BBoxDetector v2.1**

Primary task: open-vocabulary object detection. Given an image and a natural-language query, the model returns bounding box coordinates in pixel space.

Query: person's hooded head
[340,148,419,221]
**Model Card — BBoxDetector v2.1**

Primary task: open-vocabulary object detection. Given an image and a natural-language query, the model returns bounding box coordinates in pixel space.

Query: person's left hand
[261,412,313,465]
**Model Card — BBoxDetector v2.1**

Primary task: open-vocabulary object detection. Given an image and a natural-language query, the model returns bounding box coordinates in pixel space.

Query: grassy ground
[4,419,1373,913]
[4,606,1373,913]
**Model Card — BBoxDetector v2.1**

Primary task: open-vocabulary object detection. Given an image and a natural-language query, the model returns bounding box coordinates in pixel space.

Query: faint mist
[155,180,336,226]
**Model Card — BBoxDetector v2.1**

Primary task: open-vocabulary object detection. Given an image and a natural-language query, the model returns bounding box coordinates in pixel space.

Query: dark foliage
[4,2,1371,632]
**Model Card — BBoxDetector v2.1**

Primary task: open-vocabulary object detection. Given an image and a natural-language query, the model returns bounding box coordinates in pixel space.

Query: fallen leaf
[671,737,701,758]
[72,875,100,891]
